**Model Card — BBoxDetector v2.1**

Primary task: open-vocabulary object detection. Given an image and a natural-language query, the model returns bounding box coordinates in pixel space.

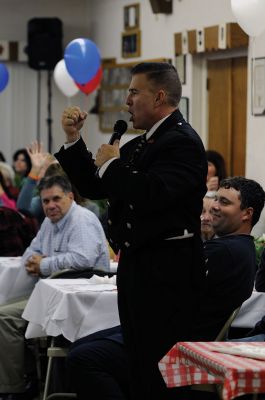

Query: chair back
[0,207,38,256]
[49,268,116,280]
[191,307,242,396]
[215,307,241,341]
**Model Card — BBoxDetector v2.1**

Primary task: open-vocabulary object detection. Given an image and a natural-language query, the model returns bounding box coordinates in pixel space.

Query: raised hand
[62,106,88,143]
[26,141,51,178]
[207,176,219,191]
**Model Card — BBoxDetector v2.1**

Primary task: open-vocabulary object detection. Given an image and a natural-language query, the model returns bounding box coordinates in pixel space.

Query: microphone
[109,120,128,145]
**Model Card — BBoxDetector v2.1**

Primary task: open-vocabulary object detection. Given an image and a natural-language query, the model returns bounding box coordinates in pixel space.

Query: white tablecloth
[232,290,265,328]
[22,276,119,342]
[0,257,38,305]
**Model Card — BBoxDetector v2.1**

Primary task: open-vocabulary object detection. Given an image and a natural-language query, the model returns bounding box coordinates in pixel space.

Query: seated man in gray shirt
[0,175,110,400]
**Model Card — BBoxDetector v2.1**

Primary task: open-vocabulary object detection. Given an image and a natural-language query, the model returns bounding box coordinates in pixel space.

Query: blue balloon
[64,38,101,85]
[0,63,9,93]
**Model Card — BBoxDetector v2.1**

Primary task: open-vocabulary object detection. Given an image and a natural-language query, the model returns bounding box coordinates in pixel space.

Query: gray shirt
[22,201,110,276]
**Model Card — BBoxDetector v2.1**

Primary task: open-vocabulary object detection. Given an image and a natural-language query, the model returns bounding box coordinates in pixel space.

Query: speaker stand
[46,71,53,153]
[36,71,41,143]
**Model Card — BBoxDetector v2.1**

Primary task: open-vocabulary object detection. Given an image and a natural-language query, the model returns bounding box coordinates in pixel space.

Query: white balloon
[231,0,265,37]
[53,59,79,97]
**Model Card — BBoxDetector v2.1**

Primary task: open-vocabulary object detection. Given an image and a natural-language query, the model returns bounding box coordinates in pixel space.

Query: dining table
[22,274,119,342]
[159,341,265,399]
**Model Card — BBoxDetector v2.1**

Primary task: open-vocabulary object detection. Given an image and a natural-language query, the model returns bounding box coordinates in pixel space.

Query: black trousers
[117,236,205,400]
[67,326,130,400]
[66,325,218,400]
[67,237,205,400]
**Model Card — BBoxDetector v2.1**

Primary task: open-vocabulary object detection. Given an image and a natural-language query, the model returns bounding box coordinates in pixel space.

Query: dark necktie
[128,133,148,165]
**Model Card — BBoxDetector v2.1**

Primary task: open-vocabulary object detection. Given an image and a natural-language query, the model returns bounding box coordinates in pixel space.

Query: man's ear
[242,207,254,222]
[69,192,74,200]
[155,89,166,106]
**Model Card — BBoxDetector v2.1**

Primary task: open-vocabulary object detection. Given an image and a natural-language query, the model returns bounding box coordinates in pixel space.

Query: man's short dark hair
[220,176,265,227]
[38,175,73,195]
[131,62,182,107]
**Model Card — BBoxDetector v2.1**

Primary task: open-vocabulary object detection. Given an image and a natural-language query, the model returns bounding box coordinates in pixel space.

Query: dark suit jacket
[55,109,207,254]
[195,234,256,340]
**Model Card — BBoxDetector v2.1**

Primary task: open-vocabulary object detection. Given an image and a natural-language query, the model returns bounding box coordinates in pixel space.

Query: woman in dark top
[12,148,32,191]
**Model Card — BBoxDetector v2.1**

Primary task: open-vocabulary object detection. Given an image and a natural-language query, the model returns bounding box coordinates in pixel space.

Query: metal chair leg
[42,337,77,400]
[42,338,55,400]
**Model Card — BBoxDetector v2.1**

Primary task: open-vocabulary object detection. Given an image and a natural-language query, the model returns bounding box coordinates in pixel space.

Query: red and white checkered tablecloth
[159,342,265,400]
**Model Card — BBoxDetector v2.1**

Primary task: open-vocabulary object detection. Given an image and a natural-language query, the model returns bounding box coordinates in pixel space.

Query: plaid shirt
[0,207,38,256]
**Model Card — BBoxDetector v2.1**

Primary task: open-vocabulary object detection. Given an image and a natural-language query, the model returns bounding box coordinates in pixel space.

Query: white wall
[0,0,91,161]
[86,0,239,152]
[0,0,89,45]
[1,0,237,160]
[1,0,265,233]
[245,36,265,235]
[88,0,265,235]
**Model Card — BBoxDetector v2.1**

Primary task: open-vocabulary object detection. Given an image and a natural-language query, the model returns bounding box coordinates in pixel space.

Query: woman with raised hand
[17,141,56,224]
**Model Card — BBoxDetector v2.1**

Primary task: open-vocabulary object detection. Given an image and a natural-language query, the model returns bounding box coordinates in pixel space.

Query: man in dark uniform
[55,62,207,399]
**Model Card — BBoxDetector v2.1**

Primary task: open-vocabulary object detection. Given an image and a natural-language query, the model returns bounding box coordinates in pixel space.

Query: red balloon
[76,66,102,95]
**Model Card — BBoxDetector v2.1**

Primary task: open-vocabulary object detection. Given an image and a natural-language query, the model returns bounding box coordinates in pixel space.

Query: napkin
[212,344,265,360]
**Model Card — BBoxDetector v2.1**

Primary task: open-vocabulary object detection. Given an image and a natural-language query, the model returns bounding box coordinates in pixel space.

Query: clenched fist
[62,106,88,143]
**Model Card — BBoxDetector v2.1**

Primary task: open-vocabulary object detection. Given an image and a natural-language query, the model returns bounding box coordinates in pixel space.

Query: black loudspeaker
[27,18,63,70]
[149,0,173,14]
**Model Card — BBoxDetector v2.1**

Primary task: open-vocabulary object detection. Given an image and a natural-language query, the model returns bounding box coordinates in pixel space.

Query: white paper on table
[84,275,116,286]
[212,345,265,360]
[45,276,116,291]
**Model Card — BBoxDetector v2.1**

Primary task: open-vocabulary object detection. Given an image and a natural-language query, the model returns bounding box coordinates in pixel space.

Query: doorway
[207,56,247,176]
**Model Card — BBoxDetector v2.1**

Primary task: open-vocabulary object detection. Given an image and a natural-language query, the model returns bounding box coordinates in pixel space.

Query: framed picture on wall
[252,57,265,116]
[179,97,189,122]
[124,3,140,30]
[175,54,186,84]
[122,30,141,58]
